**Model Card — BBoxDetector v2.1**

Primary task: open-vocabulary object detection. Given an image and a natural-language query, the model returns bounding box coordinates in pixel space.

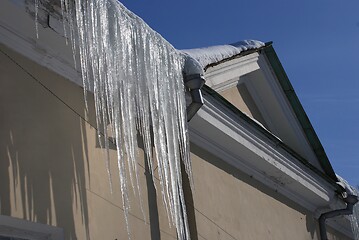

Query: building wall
[219,83,267,128]
[189,144,350,240]
[0,44,176,240]
[0,44,351,240]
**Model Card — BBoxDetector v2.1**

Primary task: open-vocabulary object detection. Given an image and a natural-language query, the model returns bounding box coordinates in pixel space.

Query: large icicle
[56,0,192,239]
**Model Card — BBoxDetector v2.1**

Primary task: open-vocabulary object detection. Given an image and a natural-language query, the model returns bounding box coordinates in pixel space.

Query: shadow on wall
[0,43,177,240]
[189,142,318,239]
[0,44,90,239]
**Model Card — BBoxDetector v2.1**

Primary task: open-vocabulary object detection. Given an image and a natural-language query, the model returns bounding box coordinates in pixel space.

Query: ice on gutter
[336,175,359,239]
[181,40,264,70]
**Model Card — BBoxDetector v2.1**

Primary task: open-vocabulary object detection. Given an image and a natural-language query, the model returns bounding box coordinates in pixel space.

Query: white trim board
[0,215,64,240]
[204,52,260,92]
[0,0,82,87]
[188,93,353,238]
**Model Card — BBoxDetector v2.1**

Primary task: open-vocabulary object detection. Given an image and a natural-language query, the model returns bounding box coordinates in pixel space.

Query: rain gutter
[319,191,358,240]
[183,56,206,121]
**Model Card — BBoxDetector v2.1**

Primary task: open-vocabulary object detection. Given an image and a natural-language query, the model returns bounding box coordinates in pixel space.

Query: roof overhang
[0,0,82,86]
[0,0,354,237]
[189,86,353,237]
[192,41,337,183]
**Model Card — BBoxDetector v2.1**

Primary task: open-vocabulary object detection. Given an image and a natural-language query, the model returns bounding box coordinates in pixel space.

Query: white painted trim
[189,96,335,210]
[0,25,81,86]
[204,52,260,91]
[242,75,279,135]
[0,215,64,240]
[0,1,82,87]
[189,94,353,238]
[202,51,320,169]
[257,54,320,166]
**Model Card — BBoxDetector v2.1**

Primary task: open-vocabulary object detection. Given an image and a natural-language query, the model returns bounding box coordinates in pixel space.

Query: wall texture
[0,44,351,240]
[0,44,176,240]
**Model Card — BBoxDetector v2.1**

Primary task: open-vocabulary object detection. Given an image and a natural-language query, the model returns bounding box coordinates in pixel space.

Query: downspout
[319,184,359,240]
[183,56,206,121]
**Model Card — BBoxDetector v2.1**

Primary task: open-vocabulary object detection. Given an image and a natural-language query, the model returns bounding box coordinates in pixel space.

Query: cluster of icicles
[37,0,192,239]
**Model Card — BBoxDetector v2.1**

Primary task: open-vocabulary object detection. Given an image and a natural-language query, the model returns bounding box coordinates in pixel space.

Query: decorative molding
[189,93,353,237]
[189,96,335,207]
[0,1,82,87]
[0,215,64,240]
[205,52,260,91]
[257,54,320,166]
[242,75,279,135]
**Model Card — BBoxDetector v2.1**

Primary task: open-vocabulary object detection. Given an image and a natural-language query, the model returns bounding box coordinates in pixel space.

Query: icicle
[34,0,39,38]
[59,0,68,45]
[56,0,193,239]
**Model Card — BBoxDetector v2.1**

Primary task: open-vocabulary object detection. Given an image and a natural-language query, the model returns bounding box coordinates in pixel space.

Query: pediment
[204,51,325,173]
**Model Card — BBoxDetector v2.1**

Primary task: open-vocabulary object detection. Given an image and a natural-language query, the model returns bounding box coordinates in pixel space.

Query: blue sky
[120,0,359,186]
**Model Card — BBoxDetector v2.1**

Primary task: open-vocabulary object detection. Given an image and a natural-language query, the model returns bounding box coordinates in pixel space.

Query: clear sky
[120,0,359,186]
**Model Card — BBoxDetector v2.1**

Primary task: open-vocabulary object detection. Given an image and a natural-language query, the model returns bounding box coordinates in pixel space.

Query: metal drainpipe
[319,190,358,240]
[183,56,206,121]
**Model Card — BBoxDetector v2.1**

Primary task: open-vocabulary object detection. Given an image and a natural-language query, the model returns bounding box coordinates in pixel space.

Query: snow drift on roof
[181,40,264,69]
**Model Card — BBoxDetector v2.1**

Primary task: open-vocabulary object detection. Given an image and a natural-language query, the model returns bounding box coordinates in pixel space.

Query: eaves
[200,42,338,184]
[188,84,340,212]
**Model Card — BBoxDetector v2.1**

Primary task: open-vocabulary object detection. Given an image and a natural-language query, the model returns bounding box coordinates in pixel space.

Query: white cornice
[0,24,81,84]
[204,52,260,92]
[0,215,64,240]
[0,0,82,87]
[189,95,335,209]
[257,54,321,167]
[189,93,353,237]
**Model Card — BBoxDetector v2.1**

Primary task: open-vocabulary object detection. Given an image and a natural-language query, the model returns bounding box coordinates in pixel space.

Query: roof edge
[202,85,339,189]
[203,43,268,71]
[262,43,338,182]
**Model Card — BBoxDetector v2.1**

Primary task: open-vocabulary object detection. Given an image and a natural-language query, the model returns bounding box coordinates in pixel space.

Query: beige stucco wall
[219,83,268,129]
[0,44,176,240]
[0,44,351,240]
[189,144,350,240]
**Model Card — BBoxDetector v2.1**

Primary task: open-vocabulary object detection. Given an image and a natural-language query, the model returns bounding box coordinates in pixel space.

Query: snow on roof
[180,40,264,69]
[336,174,358,196]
